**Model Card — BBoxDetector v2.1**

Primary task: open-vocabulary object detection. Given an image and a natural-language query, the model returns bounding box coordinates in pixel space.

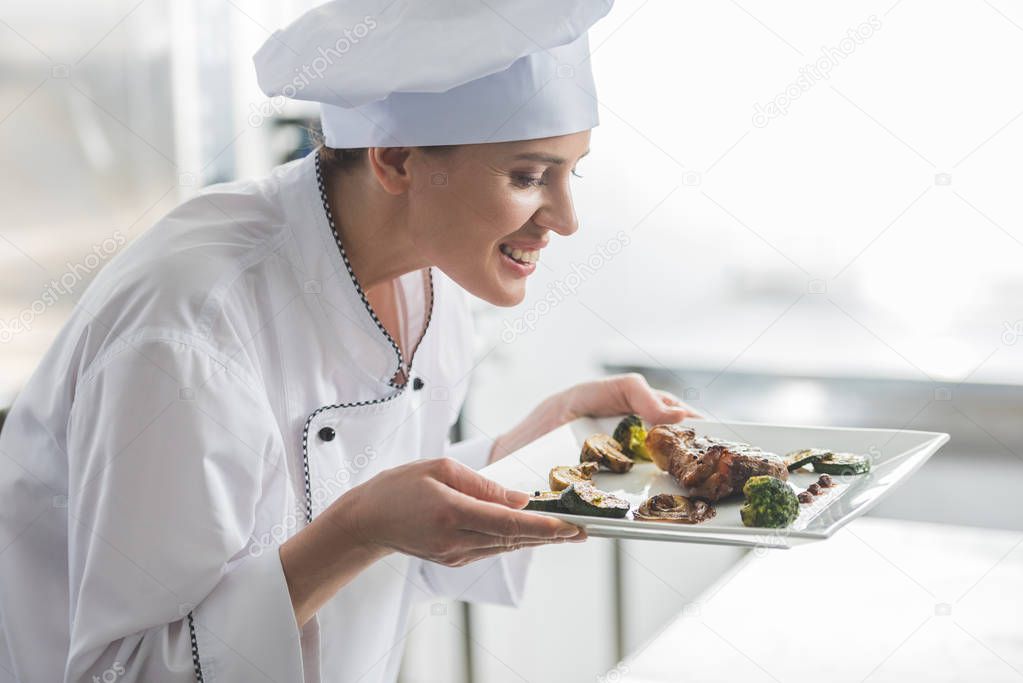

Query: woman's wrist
[280,488,391,627]
[556,383,587,423]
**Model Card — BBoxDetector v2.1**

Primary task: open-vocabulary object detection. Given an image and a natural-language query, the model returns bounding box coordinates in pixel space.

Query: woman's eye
[571,168,584,179]
[511,173,546,188]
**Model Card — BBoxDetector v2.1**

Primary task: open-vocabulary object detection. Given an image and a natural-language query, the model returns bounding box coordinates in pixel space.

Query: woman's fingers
[455,497,582,540]
[429,457,529,508]
[451,537,585,565]
[457,529,587,553]
[612,373,693,424]
[655,388,703,420]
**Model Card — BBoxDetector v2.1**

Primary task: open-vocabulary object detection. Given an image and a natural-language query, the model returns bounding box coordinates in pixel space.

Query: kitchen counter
[618,517,1023,682]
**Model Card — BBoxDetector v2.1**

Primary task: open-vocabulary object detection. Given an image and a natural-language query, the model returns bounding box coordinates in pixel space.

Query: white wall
[465,0,1023,412]
[454,2,1023,681]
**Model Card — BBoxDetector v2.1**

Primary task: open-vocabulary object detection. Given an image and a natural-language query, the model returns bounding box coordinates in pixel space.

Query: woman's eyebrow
[511,149,591,165]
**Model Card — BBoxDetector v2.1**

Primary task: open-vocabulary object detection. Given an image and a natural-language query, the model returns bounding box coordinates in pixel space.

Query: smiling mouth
[499,243,540,265]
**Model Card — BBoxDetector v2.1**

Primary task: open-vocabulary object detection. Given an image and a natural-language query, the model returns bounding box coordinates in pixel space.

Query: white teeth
[500,244,540,264]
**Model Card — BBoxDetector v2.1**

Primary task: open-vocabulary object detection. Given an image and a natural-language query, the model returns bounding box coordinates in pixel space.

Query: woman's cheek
[485,188,541,236]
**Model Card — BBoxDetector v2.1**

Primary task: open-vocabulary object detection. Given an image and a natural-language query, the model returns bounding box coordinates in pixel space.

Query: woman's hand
[490,373,700,464]
[559,373,701,425]
[349,457,585,562]
[280,457,584,626]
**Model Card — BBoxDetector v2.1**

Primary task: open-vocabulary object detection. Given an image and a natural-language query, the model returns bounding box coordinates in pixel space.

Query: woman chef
[0,1,696,681]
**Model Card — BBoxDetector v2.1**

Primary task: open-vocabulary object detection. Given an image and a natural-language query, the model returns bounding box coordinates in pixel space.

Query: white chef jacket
[0,150,531,682]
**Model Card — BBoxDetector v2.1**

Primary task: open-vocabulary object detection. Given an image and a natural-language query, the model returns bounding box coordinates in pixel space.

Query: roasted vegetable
[784,448,830,472]
[548,462,599,492]
[612,415,653,461]
[633,493,715,524]
[525,490,565,512]
[580,434,634,473]
[739,476,800,528]
[560,483,630,518]
[812,452,870,475]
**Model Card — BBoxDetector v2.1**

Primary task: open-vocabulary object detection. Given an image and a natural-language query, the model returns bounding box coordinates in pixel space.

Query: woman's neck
[323,158,430,290]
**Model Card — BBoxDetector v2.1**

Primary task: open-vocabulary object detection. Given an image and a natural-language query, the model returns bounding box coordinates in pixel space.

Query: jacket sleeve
[421,435,533,607]
[64,335,304,682]
[443,434,495,471]
[416,546,533,608]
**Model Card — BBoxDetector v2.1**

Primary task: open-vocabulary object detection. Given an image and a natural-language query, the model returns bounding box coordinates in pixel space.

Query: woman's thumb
[434,458,530,508]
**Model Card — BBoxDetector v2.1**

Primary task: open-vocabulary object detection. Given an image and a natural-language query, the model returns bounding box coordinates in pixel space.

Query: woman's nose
[536,185,579,236]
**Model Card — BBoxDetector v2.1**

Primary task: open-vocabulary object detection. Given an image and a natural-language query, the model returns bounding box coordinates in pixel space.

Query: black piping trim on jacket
[301,150,438,523]
[416,267,435,379]
[314,150,435,389]
[187,611,205,682]
[186,153,433,682]
[299,390,404,523]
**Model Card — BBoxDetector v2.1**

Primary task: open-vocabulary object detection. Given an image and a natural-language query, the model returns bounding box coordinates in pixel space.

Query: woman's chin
[475,275,527,307]
[487,281,527,307]
[439,264,528,307]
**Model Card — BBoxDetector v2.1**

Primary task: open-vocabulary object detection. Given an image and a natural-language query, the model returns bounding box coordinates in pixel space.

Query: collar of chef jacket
[273,151,432,391]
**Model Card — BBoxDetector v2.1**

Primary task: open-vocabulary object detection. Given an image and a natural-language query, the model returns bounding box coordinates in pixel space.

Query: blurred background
[2,1,1021,681]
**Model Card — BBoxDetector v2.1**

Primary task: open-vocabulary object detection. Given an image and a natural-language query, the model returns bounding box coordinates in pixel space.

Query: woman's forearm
[279,489,390,627]
[488,388,577,464]
[487,374,700,465]
[279,457,583,627]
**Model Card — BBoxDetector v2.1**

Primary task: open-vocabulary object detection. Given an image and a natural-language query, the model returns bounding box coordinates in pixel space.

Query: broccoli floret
[612,414,652,461]
[739,476,799,528]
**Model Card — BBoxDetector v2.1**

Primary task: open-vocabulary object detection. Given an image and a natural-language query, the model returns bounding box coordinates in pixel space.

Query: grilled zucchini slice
[560,483,630,519]
[784,448,830,472]
[525,490,565,512]
[812,452,870,475]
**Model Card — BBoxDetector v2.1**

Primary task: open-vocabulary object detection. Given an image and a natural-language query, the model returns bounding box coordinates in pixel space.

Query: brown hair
[313,128,458,174]
[318,146,369,173]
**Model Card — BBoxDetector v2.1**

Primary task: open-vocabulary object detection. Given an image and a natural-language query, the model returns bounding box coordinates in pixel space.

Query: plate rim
[578,414,952,441]
[516,419,951,545]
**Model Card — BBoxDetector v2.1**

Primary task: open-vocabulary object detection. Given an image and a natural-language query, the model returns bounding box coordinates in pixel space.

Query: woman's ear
[367,147,413,195]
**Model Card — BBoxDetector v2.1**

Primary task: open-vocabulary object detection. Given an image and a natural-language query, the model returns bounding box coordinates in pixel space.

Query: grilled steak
[645,425,788,501]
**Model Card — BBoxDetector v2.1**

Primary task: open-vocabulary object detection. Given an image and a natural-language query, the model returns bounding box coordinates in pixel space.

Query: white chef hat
[253,0,613,147]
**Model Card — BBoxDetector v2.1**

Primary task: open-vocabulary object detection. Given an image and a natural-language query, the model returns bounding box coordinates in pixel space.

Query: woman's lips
[498,244,537,276]
[499,243,540,264]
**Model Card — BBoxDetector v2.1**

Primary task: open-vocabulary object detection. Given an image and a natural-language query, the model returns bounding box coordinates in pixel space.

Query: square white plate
[479,417,949,549]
